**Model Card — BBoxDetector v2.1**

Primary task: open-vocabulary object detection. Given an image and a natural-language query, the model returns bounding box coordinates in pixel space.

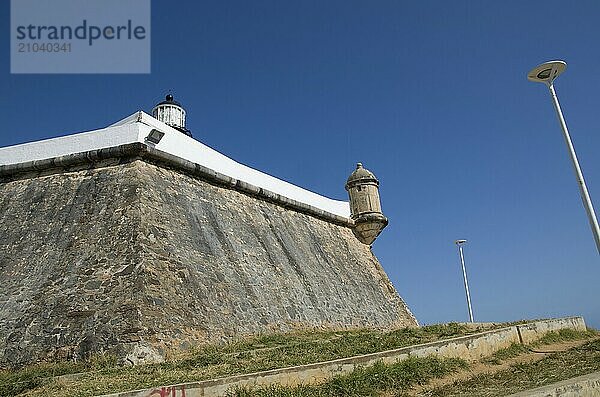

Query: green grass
[0,355,119,396]
[427,338,600,397]
[481,328,596,366]
[225,329,599,397]
[481,343,529,365]
[531,328,596,346]
[4,323,584,397]
[0,323,482,397]
[226,356,468,397]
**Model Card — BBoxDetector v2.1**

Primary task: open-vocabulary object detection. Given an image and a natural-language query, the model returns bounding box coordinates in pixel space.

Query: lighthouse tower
[345,163,388,245]
[152,94,192,137]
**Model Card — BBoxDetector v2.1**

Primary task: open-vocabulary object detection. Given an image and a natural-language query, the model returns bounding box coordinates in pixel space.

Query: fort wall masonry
[0,144,416,367]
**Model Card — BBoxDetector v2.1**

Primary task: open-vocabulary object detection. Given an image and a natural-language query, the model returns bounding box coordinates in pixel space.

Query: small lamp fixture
[527,60,566,85]
[146,129,165,144]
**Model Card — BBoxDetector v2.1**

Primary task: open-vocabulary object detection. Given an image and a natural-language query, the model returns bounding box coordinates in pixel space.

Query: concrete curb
[97,317,586,397]
[506,370,600,397]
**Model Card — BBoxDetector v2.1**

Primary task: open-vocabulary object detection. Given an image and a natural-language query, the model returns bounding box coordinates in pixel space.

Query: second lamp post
[455,239,474,323]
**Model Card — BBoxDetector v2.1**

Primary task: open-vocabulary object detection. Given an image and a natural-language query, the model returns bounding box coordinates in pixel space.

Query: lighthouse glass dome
[152,94,187,133]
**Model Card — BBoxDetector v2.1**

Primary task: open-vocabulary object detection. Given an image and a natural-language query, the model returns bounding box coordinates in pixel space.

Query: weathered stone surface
[0,160,416,368]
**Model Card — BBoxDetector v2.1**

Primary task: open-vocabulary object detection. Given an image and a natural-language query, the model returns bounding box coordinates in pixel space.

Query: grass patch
[480,328,597,366]
[0,323,483,397]
[227,356,468,397]
[428,335,600,396]
[481,343,529,365]
[0,354,118,396]
[531,328,597,347]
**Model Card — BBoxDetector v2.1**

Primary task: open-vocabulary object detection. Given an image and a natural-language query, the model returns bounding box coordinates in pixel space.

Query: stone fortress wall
[0,144,417,368]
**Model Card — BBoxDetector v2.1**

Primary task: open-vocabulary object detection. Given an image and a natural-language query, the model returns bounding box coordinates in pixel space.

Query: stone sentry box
[345,163,389,245]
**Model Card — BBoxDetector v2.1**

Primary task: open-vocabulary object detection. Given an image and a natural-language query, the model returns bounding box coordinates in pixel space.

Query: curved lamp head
[527,60,567,85]
[455,239,467,245]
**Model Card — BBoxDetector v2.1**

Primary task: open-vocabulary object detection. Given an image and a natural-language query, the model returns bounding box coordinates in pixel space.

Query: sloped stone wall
[0,160,416,368]
[0,163,146,367]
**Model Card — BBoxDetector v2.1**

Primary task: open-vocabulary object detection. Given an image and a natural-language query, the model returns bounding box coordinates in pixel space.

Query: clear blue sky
[1,1,599,327]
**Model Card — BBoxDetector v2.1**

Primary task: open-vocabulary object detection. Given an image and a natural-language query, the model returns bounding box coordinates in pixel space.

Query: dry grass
[0,322,482,397]
[3,324,590,397]
[228,356,468,397]
[423,330,600,397]
[227,329,599,397]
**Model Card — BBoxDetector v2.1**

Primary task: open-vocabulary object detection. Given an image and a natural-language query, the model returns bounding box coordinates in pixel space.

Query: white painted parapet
[0,111,350,218]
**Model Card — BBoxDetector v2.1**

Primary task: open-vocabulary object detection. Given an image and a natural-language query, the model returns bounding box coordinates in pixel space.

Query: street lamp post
[528,60,600,255]
[455,239,474,323]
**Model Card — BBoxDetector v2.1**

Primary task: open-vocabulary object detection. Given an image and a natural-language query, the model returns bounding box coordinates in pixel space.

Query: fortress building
[0,96,417,368]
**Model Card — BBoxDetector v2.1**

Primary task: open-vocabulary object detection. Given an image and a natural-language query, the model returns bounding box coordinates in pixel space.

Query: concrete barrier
[507,370,600,397]
[516,317,587,344]
[99,317,586,397]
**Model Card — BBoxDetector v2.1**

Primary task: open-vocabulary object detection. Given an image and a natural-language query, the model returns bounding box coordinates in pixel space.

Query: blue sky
[1,1,599,327]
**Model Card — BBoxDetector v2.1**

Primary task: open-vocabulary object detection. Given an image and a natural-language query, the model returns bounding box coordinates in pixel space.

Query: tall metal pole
[547,83,600,254]
[456,241,474,323]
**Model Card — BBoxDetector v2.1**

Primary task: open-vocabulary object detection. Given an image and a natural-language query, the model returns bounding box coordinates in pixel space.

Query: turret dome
[346,163,378,188]
[155,94,183,107]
